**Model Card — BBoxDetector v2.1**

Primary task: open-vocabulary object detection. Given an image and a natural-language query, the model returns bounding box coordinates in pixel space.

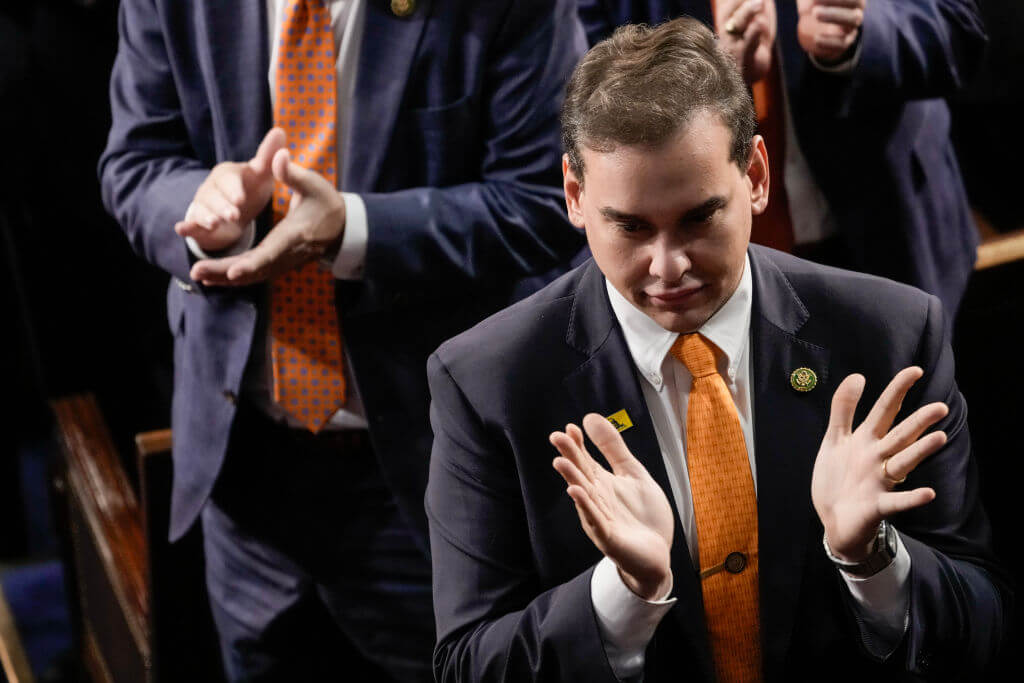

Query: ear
[562,154,586,230]
[745,135,770,216]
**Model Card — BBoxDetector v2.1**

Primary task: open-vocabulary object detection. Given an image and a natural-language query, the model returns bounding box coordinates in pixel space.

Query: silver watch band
[823,521,897,578]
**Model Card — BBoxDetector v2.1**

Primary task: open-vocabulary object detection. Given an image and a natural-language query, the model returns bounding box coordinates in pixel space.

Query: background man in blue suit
[99,0,585,679]
[578,0,987,317]
[427,18,1007,681]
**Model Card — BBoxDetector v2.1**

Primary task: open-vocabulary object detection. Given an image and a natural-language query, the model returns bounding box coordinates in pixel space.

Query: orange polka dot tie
[671,333,761,683]
[269,0,346,432]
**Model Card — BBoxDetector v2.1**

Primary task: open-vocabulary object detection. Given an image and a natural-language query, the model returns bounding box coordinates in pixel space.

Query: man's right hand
[716,0,776,85]
[550,414,674,601]
[174,127,287,252]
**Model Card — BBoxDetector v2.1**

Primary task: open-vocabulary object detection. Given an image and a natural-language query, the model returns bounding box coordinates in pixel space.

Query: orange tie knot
[671,333,719,378]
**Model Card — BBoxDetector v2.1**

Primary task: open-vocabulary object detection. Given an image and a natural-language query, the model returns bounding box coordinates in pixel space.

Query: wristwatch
[823,521,897,578]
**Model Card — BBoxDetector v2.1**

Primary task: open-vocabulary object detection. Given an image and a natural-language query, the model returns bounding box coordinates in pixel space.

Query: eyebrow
[599,196,727,225]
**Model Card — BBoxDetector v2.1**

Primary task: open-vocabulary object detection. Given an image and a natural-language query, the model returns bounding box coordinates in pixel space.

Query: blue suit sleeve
[98,0,207,284]
[358,0,587,292]
[894,294,1011,677]
[852,0,986,100]
[426,352,621,683]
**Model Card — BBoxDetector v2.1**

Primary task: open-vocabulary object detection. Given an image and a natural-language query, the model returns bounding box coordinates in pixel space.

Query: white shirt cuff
[591,556,675,680]
[182,202,256,260]
[808,32,864,74]
[331,192,368,280]
[839,529,911,658]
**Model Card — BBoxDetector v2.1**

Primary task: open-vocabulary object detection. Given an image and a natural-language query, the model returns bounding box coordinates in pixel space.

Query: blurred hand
[190,147,346,286]
[550,414,674,600]
[797,0,866,64]
[716,0,777,85]
[811,367,945,562]
[175,127,287,252]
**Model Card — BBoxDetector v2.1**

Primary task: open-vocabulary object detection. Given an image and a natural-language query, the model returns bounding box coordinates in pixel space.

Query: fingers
[862,366,923,438]
[174,219,208,239]
[877,487,936,518]
[272,148,327,197]
[722,0,764,37]
[826,373,865,439]
[814,29,859,57]
[879,401,948,456]
[813,5,864,30]
[211,171,247,212]
[185,200,223,231]
[189,255,244,286]
[581,413,644,477]
[202,184,242,223]
[250,127,288,175]
[566,485,610,537]
[884,430,947,484]
[550,424,602,481]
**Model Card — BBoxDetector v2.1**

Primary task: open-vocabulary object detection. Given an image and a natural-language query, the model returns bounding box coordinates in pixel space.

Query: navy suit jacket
[99,0,587,541]
[426,246,1009,681]
[578,0,986,316]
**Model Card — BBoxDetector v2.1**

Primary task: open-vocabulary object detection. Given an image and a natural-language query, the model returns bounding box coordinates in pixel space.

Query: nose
[648,234,690,284]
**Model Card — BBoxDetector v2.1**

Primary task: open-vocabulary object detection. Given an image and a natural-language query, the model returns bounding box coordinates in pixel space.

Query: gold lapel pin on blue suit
[605,409,633,433]
[391,0,416,17]
[790,367,817,393]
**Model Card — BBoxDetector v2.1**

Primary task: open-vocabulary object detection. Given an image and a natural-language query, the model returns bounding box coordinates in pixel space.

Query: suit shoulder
[431,264,586,384]
[756,247,941,346]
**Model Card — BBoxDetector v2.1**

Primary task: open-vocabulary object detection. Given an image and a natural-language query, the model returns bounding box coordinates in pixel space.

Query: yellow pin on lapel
[391,0,416,17]
[790,367,817,393]
[606,409,633,433]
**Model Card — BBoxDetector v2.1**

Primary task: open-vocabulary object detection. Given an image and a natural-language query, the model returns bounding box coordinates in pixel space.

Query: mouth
[645,284,705,306]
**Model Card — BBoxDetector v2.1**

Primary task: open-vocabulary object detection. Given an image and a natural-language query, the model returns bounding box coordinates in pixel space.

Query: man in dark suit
[427,18,1007,681]
[577,0,986,317]
[98,0,585,679]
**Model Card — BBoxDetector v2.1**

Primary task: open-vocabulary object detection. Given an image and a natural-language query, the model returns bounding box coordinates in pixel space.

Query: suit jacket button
[222,390,237,405]
[725,552,747,574]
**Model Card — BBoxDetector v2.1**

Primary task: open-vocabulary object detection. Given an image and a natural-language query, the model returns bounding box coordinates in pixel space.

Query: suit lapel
[197,0,272,164]
[344,0,432,191]
[563,262,713,679]
[747,247,831,676]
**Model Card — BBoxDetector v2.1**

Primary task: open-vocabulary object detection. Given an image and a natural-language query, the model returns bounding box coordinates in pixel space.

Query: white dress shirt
[590,256,910,680]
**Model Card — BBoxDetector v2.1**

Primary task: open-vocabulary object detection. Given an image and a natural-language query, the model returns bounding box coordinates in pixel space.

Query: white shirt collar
[605,254,753,390]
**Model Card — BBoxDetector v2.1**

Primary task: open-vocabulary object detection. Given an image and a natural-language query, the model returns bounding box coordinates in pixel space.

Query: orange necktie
[671,333,761,683]
[269,0,346,432]
[711,0,795,252]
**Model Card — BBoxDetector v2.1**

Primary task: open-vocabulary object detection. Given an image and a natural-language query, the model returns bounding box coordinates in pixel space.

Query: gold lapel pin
[391,0,416,18]
[790,367,817,393]
[606,409,633,433]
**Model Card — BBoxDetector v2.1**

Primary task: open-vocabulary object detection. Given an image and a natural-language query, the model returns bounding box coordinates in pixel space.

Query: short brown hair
[561,16,756,182]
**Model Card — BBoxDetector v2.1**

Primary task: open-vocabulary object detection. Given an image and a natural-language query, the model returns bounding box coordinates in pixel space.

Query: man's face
[564,110,769,333]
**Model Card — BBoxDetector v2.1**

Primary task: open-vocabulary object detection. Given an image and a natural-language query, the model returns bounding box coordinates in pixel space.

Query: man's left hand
[797,0,866,64]
[811,367,945,562]
[190,149,346,286]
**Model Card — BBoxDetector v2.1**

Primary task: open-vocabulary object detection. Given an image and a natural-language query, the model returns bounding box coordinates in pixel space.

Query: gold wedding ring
[724,20,742,36]
[882,458,906,485]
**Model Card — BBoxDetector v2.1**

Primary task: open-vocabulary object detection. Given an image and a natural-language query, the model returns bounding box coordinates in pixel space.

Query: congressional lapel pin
[790,367,817,393]
[606,409,633,433]
[391,0,416,17]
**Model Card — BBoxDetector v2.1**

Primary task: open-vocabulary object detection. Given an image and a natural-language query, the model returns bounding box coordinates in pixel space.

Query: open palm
[550,414,674,600]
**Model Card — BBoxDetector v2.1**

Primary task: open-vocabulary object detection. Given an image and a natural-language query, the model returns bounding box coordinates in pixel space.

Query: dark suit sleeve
[358,0,586,291]
[97,0,207,284]
[891,294,1011,677]
[426,353,621,683]
[851,0,986,100]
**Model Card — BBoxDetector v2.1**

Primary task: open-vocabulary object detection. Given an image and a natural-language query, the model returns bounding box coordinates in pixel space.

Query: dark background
[1,0,1022,678]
